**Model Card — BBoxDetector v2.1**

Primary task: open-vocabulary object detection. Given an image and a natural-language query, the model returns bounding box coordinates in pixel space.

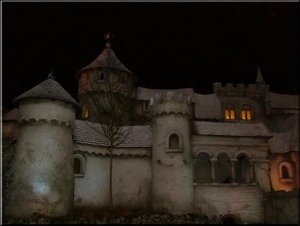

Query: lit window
[82,105,89,119]
[279,162,293,180]
[224,104,236,120]
[241,105,252,121]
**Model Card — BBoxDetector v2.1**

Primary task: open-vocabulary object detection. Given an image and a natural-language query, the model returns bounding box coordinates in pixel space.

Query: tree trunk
[109,147,113,210]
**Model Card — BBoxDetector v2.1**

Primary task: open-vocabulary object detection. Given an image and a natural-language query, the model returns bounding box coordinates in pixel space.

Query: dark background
[2,3,299,107]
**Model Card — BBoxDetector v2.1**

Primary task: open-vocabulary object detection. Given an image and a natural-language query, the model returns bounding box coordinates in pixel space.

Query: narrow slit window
[82,105,89,119]
[74,158,81,174]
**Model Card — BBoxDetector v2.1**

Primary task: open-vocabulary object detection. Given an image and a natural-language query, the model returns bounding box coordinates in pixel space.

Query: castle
[2,44,299,224]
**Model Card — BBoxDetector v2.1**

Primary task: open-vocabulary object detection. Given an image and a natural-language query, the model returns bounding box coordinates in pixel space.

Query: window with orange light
[82,105,89,119]
[224,104,236,120]
[241,105,252,121]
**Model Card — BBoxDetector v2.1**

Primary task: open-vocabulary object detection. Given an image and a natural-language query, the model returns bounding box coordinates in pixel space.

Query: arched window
[279,162,293,180]
[74,154,85,177]
[82,105,89,119]
[215,153,231,183]
[169,133,180,149]
[194,152,212,183]
[241,104,252,121]
[235,154,251,183]
[224,104,236,120]
[281,166,289,179]
[74,158,81,174]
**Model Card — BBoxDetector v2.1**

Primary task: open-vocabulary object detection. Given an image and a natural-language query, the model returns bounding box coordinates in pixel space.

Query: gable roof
[14,78,78,106]
[73,120,152,148]
[137,87,194,100]
[192,93,222,119]
[269,92,299,109]
[79,47,132,74]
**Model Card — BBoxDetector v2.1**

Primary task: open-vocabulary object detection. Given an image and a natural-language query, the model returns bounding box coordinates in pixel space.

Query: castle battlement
[213,82,269,98]
[150,92,191,116]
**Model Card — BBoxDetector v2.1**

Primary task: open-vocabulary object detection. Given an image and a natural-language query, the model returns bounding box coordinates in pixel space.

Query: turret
[150,92,193,214]
[76,44,137,123]
[8,75,78,218]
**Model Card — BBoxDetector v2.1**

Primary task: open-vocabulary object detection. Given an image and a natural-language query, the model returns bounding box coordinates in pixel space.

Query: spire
[48,71,55,80]
[104,32,114,48]
[256,67,265,84]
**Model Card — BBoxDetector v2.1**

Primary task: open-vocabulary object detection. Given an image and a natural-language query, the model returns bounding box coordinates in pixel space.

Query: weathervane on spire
[104,32,114,48]
[48,71,55,80]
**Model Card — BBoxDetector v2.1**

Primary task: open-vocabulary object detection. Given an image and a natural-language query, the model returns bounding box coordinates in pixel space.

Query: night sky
[3,3,299,108]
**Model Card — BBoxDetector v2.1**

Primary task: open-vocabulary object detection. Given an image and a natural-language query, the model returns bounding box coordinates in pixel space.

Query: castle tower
[151,92,193,214]
[8,76,78,218]
[76,43,137,124]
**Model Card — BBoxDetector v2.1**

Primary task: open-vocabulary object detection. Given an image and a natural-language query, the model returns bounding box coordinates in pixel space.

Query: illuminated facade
[3,46,299,223]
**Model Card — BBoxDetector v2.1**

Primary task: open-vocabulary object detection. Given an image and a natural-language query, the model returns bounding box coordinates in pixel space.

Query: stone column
[230,158,237,183]
[250,160,256,184]
[211,158,217,183]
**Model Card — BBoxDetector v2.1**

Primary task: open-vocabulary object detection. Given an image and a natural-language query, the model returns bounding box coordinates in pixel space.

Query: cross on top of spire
[103,32,114,48]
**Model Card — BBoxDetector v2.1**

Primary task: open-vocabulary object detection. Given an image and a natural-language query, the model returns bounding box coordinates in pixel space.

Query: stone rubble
[5,212,222,224]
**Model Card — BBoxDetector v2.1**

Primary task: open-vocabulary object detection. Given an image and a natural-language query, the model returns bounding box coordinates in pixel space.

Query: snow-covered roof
[137,87,194,100]
[192,121,272,137]
[14,78,78,106]
[269,92,299,109]
[79,47,131,74]
[73,120,152,148]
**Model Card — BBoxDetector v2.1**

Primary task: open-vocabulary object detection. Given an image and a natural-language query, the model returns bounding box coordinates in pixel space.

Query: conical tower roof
[79,47,132,74]
[14,78,78,106]
[256,67,265,84]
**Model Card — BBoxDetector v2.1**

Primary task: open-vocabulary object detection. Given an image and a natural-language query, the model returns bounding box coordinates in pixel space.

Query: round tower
[76,46,137,124]
[151,92,193,214]
[8,77,78,218]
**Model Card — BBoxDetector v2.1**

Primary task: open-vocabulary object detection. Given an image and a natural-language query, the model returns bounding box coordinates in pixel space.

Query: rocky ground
[4,211,225,224]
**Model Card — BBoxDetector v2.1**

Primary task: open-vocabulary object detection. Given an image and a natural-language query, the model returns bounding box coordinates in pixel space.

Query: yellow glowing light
[82,105,89,119]
[225,110,230,120]
[241,110,246,120]
[230,109,235,120]
[246,110,252,120]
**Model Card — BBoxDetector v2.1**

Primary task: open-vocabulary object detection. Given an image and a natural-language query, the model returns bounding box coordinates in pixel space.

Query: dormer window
[241,105,252,121]
[224,104,236,120]
[96,71,105,83]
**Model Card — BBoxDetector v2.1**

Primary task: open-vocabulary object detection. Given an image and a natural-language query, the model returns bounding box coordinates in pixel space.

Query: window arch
[279,162,293,180]
[82,105,89,119]
[169,133,180,149]
[224,104,236,120]
[215,153,231,183]
[194,152,212,183]
[240,104,252,121]
[74,154,86,177]
[235,154,251,183]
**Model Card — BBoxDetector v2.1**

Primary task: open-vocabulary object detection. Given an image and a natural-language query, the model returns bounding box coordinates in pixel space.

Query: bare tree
[82,70,135,210]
